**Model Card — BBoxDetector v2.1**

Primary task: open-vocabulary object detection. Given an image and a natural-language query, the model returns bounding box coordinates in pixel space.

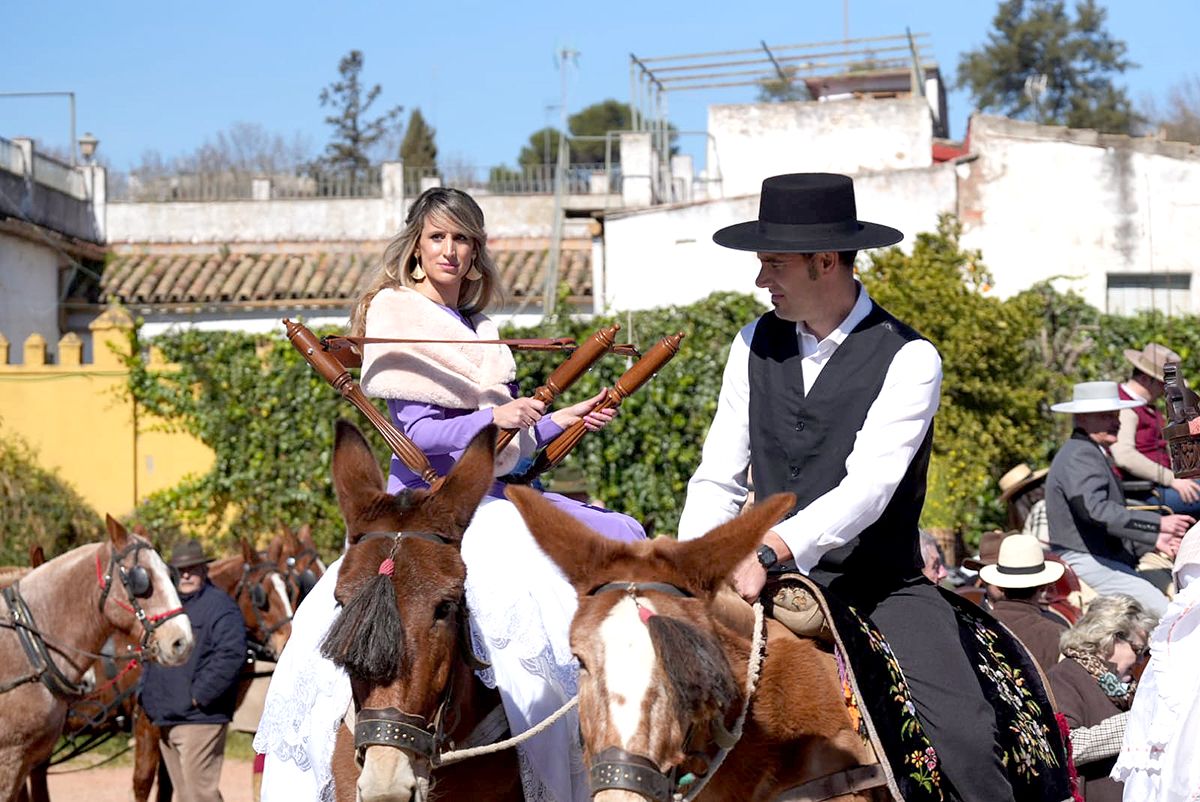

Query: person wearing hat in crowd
[1111,343,1200,518]
[1045,381,1193,618]
[677,173,1017,802]
[140,540,247,802]
[980,533,1068,673]
[962,529,1009,610]
[1112,524,1200,800]
[999,463,1050,544]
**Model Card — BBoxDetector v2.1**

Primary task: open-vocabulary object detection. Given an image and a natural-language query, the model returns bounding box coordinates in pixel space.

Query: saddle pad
[769,574,1071,802]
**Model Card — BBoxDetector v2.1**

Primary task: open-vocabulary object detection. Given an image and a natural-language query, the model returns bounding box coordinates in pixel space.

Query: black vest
[748,302,934,598]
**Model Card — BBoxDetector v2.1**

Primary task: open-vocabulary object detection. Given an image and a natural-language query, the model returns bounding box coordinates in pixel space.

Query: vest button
[794,421,805,431]
[789,465,800,478]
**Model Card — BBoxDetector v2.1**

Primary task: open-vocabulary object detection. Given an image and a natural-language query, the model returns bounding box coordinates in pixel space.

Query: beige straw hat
[979,533,1064,589]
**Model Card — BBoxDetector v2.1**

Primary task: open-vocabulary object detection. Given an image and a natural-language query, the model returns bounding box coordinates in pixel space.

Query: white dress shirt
[677,284,942,574]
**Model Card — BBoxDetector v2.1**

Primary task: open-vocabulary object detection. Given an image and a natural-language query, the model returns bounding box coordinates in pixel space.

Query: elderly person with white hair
[1112,526,1200,800]
[1045,381,1193,617]
[1048,594,1157,802]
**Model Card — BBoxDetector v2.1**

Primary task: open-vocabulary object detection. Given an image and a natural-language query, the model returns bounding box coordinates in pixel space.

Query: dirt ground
[44,758,256,802]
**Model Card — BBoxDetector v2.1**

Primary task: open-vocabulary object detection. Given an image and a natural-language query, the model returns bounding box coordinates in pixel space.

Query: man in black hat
[140,540,246,802]
[678,173,1015,801]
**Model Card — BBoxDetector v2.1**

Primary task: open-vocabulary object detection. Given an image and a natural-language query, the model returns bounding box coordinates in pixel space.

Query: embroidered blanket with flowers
[771,574,1071,802]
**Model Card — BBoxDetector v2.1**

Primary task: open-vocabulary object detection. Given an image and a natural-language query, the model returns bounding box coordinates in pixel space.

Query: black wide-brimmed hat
[713,173,904,253]
[168,540,216,570]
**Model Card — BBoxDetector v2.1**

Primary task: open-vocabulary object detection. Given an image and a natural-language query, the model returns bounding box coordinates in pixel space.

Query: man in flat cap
[140,540,246,802]
[678,173,1015,801]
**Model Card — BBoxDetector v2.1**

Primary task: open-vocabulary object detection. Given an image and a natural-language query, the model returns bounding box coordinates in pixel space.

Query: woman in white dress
[255,188,646,802]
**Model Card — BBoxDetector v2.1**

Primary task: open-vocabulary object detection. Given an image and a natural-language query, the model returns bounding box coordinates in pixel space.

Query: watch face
[756,544,777,568]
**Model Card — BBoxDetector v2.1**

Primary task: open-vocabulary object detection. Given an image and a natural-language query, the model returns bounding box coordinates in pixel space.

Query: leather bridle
[233,561,292,661]
[584,580,741,802]
[349,530,490,769]
[282,547,321,606]
[96,541,185,656]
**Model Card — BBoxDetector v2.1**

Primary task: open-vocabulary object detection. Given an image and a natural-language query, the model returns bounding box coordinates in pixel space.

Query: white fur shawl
[360,287,532,475]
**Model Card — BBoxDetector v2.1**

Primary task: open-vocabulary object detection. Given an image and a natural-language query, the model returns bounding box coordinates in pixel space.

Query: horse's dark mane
[351,490,419,541]
[321,572,405,683]
[646,614,738,722]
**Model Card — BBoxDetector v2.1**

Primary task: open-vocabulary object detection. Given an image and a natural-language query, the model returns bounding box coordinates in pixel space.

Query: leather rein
[322,334,640,368]
[348,530,494,769]
[0,542,184,698]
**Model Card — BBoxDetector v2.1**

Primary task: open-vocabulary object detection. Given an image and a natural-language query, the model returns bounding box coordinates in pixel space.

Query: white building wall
[959,115,1200,313]
[707,98,934,198]
[602,163,957,312]
[106,193,589,244]
[0,233,61,361]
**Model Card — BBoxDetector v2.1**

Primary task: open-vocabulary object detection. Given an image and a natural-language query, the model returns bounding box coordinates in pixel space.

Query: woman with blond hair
[257,188,645,802]
[1048,594,1158,802]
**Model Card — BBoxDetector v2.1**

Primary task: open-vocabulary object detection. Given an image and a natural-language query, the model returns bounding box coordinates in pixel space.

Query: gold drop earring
[411,256,426,281]
[465,257,482,281]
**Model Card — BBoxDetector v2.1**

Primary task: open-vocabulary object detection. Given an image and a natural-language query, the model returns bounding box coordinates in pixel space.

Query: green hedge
[0,425,103,563]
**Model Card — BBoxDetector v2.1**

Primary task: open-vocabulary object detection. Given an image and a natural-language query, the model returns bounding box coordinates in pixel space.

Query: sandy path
[44,758,255,802]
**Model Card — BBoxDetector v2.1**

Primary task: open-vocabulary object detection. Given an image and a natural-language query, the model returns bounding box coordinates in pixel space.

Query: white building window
[1106,273,1191,316]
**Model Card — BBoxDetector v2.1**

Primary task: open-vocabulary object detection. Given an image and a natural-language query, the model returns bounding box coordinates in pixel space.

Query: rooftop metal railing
[404,163,621,196]
[117,167,383,202]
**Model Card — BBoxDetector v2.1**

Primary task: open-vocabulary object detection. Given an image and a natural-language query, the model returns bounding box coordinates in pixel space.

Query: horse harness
[234,560,292,662]
[0,542,182,698]
[349,529,497,769]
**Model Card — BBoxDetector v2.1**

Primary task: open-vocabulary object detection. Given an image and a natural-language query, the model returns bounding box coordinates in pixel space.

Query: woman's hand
[492,397,546,429]
[550,389,617,432]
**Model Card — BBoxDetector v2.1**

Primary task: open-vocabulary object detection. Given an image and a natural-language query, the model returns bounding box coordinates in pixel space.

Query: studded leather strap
[589,746,674,802]
[354,708,437,763]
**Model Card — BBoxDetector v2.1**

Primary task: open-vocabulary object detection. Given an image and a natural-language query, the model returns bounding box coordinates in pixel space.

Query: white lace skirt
[255,496,588,802]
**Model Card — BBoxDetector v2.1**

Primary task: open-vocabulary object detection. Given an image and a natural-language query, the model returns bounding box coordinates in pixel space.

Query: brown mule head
[98,515,194,667]
[321,419,495,802]
[508,486,796,794]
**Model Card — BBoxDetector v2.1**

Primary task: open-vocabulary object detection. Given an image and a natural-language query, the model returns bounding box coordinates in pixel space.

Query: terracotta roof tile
[101,245,592,308]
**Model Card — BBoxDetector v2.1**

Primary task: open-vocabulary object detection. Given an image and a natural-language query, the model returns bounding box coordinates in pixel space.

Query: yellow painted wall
[0,306,214,518]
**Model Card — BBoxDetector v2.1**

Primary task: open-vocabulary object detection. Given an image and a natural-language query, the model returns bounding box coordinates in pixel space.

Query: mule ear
[241,537,257,565]
[666,493,796,596]
[506,485,618,592]
[297,524,315,548]
[424,425,497,539]
[106,514,129,551]
[332,419,390,525]
[29,544,45,568]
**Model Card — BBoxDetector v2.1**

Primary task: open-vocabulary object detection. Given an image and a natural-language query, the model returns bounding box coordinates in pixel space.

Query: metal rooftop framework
[627,32,945,198]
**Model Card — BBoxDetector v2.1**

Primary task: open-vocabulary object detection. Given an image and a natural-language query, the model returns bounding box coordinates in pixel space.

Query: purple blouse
[376,302,645,543]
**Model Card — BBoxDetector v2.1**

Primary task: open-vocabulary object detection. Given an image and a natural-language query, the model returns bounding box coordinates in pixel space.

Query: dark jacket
[991,598,1066,674]
[1045,430,1160,565]
[1047,657,1124,802]
[140,581,246,726]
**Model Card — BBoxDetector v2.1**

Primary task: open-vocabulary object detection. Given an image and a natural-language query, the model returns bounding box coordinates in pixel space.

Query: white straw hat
[1050,381,1146,414]
[979,533,1065,589]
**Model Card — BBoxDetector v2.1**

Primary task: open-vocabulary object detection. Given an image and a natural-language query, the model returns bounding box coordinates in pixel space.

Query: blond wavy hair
[1060,593,1158,659]
[350,187,498,336]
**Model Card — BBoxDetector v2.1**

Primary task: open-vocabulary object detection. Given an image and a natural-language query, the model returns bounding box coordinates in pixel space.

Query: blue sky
[2,0,1195,174]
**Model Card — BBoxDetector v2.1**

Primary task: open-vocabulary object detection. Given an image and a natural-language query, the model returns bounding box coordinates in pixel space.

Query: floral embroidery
[970,620,1059,780]
[835,647,866,739]
[856,610,944,796]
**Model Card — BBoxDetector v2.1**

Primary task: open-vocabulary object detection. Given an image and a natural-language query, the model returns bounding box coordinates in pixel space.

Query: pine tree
[317,50,403,175]
[957,0,1138,133]
[399,109,438,170]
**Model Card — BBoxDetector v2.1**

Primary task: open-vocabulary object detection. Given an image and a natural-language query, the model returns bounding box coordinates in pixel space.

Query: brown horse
[321,420,521,802]
[270,524,326,609]
[0,516,194,801]
[507,487,885,802]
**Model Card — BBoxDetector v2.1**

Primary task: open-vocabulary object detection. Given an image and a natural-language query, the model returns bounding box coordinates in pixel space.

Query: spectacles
[1116,632,1149,659]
